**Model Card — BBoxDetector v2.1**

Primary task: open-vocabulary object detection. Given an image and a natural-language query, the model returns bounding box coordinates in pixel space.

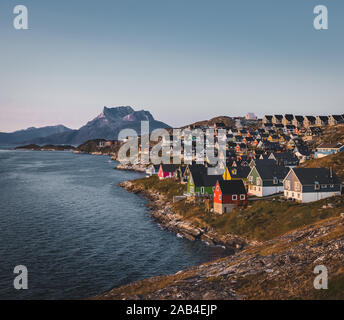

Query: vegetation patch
[130,177,344,242]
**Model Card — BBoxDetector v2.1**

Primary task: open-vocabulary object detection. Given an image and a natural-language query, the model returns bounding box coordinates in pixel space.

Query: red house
[213,180,247,214]
[158,164,177,180]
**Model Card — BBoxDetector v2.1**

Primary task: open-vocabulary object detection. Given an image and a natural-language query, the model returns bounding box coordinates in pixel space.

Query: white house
[283,168,342,203]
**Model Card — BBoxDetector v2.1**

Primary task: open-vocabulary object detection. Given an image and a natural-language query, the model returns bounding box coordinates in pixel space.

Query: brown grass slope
[95,216,344,300]
[95,176,344,300]
[310,124,344,147]
[300,150,344,181]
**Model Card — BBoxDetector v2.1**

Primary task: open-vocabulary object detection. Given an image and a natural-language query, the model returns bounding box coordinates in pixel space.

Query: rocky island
[14,144,76,151]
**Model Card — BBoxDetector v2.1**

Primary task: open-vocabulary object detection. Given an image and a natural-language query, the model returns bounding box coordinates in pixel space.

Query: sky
[0,0,343,132]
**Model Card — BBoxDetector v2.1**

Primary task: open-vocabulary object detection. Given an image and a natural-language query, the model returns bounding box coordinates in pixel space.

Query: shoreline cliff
[119,180,250,251]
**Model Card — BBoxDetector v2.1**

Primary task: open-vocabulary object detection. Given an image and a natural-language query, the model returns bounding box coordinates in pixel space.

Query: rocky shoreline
[119,180,251,252]
[115,163,147,173]
[96,216,344,300]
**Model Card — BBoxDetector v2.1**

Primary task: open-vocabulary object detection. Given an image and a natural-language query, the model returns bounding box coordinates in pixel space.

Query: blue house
[314,143,344,159]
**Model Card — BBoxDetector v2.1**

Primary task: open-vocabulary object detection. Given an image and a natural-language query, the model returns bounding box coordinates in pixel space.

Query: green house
[187,170,222,196]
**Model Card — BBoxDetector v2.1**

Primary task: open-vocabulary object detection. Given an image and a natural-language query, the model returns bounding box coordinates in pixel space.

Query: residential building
[283,168,342,203]
[213,180,247,214]
[247,164,289,197]
[314,143,344,159]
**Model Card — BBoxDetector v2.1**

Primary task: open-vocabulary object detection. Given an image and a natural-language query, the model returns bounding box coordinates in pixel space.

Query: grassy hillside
[129,175,186,201]
[180,116,236,129]
[174,196,344,242]
[310,124,344,147]
[130,176,344,242]
[301,151,344,180]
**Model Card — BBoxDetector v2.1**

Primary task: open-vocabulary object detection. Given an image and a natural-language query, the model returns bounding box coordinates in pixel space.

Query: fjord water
[0,148,230,299]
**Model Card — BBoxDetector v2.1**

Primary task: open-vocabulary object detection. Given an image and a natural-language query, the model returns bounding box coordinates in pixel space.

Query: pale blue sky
[0,0,343,132]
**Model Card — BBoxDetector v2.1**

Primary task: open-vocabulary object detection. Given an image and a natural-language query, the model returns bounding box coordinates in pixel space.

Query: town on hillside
[99,113,344,213]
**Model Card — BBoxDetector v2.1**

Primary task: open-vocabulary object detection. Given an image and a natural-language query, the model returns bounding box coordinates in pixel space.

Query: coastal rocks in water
[119,180,248,251]
[115,163,147,173]
[94,217,344,300]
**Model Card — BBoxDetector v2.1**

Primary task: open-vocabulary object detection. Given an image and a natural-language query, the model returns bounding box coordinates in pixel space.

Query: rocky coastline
[114,162,147,173]
[96,216,344,300]
[119,180,251,252]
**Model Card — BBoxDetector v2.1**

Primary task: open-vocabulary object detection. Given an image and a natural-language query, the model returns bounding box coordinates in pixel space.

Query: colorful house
[247,164,289,197]
[222,166,250,185]
[283,168,342,203]
[158,164,177,179]
[213,180,247,214]
[268,134,279,143]
[186,170,222,196]
[314,143,344,159]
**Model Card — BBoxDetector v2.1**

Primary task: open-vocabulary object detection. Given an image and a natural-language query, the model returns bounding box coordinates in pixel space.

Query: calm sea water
[0,148,230,300]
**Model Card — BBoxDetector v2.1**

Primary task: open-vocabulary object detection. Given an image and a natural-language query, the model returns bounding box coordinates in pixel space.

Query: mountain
[26,106,171,146]
[0,125,72,145]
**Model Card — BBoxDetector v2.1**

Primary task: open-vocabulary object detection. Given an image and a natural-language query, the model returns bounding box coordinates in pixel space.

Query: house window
[285,180,291,190]
[232,195,237,200]
[219,195,222,201]
[216,186,219,191]
[240,194,245,200]
[330,184,334,188]
[256,178,261,186]
[212,187,215,192]
[295,182,301,192]
[273,177,278,185]
[201,187,204,194]
[314,182,320,190]
[249,176,253,183]
[321,184,327,189]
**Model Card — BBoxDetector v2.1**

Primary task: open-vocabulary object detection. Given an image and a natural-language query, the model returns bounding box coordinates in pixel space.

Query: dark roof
[274,115,283,119]
[274,124,284,128]
[271,152,298,161]
[160,164,177,172]
[305,116,316,122]
[295,115,304,122]
[218,179,247,195]
[188,164,208,174]
[191,171,222,187]
[228,166,251,179]
[317,142,343,149]
[255,165,289,180]
[309,126,322,133]
[331,115,343,121]
[294,146,312,156]
[292,168,341,185]
[284,114,294,121]
[318,116,329,121]
[251,159,277,167]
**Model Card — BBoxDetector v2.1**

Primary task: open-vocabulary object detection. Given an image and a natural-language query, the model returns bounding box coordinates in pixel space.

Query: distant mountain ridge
[2,106,171,146]
[0,125,72,144]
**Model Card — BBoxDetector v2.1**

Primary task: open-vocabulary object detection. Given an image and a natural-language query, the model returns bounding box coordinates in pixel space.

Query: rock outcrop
[119,180,249,250]
[95,217,344,300]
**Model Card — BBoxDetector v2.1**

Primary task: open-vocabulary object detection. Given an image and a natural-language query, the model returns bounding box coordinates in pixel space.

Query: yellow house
[267,134,279,143]
[222,166,250,185]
